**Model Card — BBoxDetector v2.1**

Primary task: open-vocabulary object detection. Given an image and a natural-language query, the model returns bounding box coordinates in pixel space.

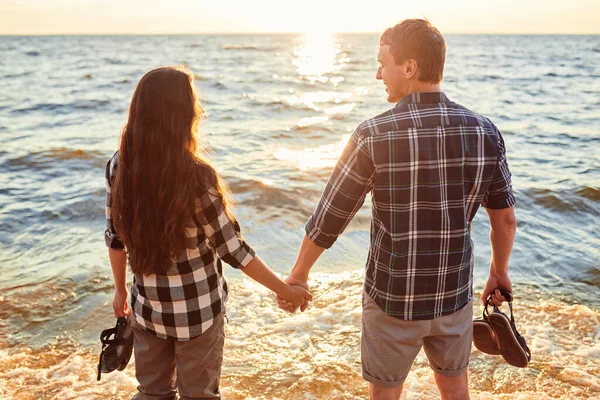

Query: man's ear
[405,59,418,79]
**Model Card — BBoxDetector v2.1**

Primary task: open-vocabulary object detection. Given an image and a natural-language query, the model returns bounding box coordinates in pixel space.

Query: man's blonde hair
[380,19,446,83]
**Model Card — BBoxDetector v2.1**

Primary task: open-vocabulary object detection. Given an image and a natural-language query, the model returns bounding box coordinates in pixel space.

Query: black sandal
[97,317,134,381]
[486,291,532,368]
[473,294,502,355]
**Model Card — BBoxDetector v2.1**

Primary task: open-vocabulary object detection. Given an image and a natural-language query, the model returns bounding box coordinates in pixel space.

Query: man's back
[287,19,516,399]
[305,91,514,320]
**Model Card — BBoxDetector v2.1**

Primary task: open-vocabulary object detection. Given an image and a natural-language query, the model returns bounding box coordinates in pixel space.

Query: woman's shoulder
[105,151,119,181]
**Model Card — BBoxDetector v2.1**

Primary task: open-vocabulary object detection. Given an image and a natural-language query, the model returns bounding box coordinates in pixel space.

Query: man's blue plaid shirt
[306,92,515,320]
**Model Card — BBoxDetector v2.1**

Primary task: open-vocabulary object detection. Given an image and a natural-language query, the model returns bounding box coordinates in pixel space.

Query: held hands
[277,275,312,313]
[481,271,512,307]
[113,289,132,318]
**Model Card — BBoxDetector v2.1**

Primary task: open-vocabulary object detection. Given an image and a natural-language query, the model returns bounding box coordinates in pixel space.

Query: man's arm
[277,235,325,312]
[481,206,516,306]
[290,235,326,282]
[279,127,374,312]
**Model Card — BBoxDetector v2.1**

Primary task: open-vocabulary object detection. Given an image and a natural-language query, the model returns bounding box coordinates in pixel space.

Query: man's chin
[386,94,399,103]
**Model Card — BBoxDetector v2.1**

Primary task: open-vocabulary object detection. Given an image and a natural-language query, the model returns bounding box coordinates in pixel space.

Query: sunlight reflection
[324,103,355,115]
[274,134,350,171]
[297,116,329,128]
[293,32,343,81]
[283,91,353,111]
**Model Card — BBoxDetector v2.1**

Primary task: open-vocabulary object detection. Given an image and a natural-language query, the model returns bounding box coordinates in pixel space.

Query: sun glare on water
[294,30,340,79]
[274,134,350,171]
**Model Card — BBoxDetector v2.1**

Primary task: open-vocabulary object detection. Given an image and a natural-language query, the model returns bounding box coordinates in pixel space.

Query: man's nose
[376,67,382,80]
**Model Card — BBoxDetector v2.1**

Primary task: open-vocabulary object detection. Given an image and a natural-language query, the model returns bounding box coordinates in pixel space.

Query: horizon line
[2,31,600,36]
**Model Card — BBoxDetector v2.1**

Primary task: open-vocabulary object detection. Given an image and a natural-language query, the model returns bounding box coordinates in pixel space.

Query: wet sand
[2,271,599,400]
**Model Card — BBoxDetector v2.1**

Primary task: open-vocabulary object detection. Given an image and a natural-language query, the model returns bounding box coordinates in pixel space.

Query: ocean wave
[556,133,600,143]
[577,186,600,201]
[221,44,261,51]
[544,72,583,78]
[469,75,505,82]
[0,186,105,237]
[1,275,599,399]
[24,51,40,56]
[293,119,333,133]
[11,99,115,115]
[2,71,32,79]
[41,195,106,224]
[270,100,316,113]
[103,57,126,65]
[211,81,227,90]
[522,187,600,215]
[246,98,317,113]
[228,178,320,218]
[4,148,107,172]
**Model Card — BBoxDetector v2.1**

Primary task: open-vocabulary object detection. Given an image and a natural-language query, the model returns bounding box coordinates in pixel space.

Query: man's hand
[481,272,512,307]
[277,275,310,313]
[113,289,131,318]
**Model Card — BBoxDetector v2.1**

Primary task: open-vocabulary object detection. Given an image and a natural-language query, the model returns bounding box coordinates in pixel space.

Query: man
[278,19,516,400]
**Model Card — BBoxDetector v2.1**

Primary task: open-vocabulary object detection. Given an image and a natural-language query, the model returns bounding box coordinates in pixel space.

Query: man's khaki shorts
[361,291,473,388]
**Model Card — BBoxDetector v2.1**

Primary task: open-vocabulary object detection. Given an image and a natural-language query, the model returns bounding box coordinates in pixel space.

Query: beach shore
[1,271,599,400]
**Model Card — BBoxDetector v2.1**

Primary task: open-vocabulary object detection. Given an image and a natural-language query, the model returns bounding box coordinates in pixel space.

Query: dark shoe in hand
[97,316,134,380]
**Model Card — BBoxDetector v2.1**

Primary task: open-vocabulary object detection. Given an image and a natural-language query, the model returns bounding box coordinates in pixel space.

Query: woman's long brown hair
[112,66,233,275]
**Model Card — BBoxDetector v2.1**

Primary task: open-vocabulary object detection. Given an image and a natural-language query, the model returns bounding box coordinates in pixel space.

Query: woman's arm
[241,256,312,308]
[109,248,131,317]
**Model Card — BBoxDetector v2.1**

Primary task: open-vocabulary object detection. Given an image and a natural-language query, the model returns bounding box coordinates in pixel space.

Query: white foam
[1,270,599,399]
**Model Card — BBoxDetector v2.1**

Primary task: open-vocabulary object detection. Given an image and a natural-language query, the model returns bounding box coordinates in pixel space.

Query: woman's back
[105,66,310,399]
[105,150,254,340]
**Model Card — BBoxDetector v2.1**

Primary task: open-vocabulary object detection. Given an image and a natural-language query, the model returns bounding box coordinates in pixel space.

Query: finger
[494,289,506,302]
[276,298,293,307]
[483,295,490,306]
[491,295,502,306]
[300,302,308,312]
[302,289,313,301]
[278,302,295,312]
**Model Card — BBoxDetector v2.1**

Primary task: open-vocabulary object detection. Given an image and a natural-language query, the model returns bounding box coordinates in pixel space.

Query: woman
[105,66,311,399]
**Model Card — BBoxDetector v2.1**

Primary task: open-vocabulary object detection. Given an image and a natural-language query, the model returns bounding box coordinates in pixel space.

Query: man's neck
[406,81,442,95]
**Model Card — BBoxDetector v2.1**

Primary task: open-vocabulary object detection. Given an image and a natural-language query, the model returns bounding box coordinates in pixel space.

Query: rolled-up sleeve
[482,130,516,209]
[199,191,255,269]
[305,126,375,248]
[104,154,125,250]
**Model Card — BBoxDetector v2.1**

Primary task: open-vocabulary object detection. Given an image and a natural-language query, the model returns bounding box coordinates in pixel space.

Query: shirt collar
[395,92,450,108]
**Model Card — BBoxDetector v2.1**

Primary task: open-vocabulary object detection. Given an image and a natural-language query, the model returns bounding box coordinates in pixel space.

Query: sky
[1,0,599,35]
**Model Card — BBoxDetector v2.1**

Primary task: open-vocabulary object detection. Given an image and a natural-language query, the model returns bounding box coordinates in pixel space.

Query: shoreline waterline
[1,271,599,399]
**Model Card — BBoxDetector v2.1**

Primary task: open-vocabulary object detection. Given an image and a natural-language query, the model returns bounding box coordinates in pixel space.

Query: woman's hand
[113,289,131,318]
[277,275,311,313]
[278,283,312,313]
